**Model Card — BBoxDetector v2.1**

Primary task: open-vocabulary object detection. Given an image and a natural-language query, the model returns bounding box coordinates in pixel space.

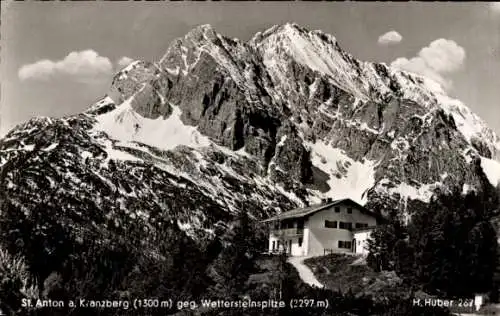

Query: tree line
[367,183,500,300]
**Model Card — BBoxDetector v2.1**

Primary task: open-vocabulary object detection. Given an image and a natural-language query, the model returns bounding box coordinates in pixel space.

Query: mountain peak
[279,22,309,34]
[184,24,220,42]
[250,22,337,47]
[281,22,338,42]
[188,23,215,34]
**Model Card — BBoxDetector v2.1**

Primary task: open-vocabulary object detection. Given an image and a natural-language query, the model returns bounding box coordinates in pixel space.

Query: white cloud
[390,38,466,90]
[490,2,500,13]
[117,56,134,68]
[18,50,113,82]
[378,31,403,45]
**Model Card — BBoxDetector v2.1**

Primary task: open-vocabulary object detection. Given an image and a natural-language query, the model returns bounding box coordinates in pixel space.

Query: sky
[1,2,499,136]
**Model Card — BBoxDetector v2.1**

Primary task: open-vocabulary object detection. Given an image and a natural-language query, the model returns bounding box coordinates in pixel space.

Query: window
[298,237,303,247]
[355,223,369,229]
[297,219,304,229]
[347,208,352,214]
[338,241,352,249]
[334,207,340,213]
[325,220,337,228]
[339,222,352,230]
[272,241,276,251]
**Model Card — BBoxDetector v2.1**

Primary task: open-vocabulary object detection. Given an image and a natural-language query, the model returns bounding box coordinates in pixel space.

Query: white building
[262,198,382,256]
[352,227,373,255]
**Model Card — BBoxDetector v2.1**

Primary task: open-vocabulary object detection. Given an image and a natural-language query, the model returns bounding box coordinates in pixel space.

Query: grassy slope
[303,254,411,301]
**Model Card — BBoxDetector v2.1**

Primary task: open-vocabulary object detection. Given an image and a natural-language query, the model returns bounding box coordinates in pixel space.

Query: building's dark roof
[262,198,383,222]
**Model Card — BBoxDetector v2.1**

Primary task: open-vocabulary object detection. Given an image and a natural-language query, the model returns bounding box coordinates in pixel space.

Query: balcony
[271,228,304,237]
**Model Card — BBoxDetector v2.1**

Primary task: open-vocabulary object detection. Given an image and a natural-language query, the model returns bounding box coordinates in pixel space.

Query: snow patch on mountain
[376,178,443,203]
[93,96,211,151]
[481,157,500,187]
[462,183,475,195]
[97,138,142,165]
[306,140,376,205]
[391,182,441,203]
[435,92,500,155]
[41,143,59,152]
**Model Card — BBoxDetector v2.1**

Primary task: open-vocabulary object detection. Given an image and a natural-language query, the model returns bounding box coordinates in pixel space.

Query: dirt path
[349,254,367,266]
[287,256,324,288]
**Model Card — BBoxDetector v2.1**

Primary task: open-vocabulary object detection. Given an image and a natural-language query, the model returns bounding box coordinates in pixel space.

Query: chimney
[321,198,333,204]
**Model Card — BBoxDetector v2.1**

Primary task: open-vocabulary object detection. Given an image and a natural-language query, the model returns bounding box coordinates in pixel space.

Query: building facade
[352,228,372,255]
[263,198,380,256]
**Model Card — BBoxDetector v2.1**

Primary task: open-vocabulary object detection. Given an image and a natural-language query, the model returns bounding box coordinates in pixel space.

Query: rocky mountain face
[1,23,500,248]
